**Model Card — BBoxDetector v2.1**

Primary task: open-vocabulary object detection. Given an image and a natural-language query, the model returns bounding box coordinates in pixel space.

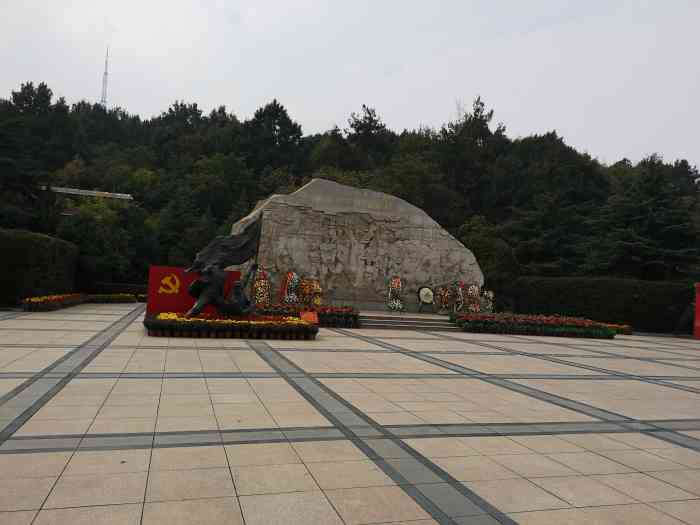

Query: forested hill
[1,81,698,286]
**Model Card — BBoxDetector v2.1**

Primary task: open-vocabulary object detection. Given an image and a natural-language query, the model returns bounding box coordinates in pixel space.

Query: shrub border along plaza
[451,313,617,339]
[257,304,360,328]
[143,312,318,340]
[22,293,138,311]
[507,277,694,333]
[0,229,78,306]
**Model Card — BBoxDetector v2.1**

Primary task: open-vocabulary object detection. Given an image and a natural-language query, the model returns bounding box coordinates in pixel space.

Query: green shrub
[506,277,694,334]
[0,229,78,306]
[91,282,147,295]
[87,293,138,303]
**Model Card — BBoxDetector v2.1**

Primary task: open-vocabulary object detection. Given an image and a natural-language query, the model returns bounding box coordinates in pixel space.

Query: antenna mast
[100,47,109,107]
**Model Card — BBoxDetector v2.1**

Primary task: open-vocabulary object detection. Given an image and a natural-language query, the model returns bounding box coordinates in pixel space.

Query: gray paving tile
[415,483,486,518]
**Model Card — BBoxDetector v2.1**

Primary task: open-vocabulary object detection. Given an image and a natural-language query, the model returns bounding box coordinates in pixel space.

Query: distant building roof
[41,186,134,200]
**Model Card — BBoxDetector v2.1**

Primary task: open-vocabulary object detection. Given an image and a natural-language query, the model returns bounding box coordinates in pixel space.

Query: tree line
[1,81,698,287]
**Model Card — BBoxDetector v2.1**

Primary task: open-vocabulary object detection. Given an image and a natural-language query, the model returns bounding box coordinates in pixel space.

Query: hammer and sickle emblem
[158,274,180,294]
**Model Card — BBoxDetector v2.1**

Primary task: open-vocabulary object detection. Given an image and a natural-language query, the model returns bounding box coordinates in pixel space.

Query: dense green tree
[584,156,699,280]
[0,80,698,285]
[240,99,302,175]
[346,105,396,169]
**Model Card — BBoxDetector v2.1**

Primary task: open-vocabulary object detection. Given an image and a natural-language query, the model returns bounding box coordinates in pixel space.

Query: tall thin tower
[100,47,109,107]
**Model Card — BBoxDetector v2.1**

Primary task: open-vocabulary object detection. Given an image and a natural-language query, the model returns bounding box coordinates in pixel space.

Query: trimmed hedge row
[506,277,695,334]
[22,293,140,311]
[91,282,148,295]
[0,229,78,306]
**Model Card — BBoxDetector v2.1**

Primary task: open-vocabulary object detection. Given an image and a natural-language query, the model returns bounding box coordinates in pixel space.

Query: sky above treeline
[2,0,699,167]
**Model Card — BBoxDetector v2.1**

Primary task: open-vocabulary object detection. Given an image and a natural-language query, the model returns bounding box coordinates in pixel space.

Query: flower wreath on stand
[299,278,323,307]
[279,271,300,304]
[452,281,465,313]
[466,284,481,313]
[436,286,451,314]
[387,276,404,311]
[480,290,495,313]
[253,266,272,307]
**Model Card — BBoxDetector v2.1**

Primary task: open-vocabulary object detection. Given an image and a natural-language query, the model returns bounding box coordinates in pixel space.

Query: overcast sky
[1,1,698,167]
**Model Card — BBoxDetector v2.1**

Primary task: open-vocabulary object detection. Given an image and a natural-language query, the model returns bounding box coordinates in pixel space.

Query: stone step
[359,313,452,324]
[358,317,459,332]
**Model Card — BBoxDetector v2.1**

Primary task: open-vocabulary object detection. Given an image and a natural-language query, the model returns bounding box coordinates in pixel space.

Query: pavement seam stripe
[507,332,700,367]
[335,329,635,422]
[0,306,144,406]
[0,304,146,443]
[248,342,460,525]
[423,330,700,394]
[3,419,700,454]
[333,329,700,451]
[421,330,700,445]
[0,311,28,321]
[4,371,700,381]
[248,340,518,525]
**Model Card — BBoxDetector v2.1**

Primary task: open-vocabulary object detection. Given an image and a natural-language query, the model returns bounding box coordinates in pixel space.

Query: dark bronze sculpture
[185,216,262,317]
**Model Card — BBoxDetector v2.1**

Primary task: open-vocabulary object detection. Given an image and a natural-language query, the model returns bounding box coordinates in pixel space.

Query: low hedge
[454,313,616,339]
[0,229,78,306]
[91,282,148,295]
[22,293,139,310]
[506,277,694,334]
[257,305,360,328]
[143,312,318,339]
[22,293,87,311]
[87,293,137,303]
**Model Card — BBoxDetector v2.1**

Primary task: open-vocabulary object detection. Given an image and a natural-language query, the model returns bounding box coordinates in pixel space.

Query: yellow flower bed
[145,312,318,340]
[22,293,84,304]
[155,312,311,327]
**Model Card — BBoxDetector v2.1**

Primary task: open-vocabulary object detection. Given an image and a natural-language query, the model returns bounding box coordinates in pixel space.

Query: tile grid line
[0,304,145,443]
[249,341,465,525]
[3,371,696,381]
[422,331,700,435]
[333,329,635,422]
[249,340,518,525]
[506,333,692,366]
[0,311,28,321]
[334,328,700,453]
[138,339,170,525]
[4,420,700,455]
[421,331,700,394]
[0,306,144,406]
[30,334,143,525]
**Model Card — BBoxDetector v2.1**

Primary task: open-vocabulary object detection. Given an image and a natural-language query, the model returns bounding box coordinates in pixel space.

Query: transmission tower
[100,47,109,107]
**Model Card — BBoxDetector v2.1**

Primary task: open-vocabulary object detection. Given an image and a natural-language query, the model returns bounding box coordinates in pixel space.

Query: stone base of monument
[358,311,459,332]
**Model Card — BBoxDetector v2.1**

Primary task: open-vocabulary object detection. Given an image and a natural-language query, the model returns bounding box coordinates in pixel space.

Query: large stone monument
[230,179,483,310]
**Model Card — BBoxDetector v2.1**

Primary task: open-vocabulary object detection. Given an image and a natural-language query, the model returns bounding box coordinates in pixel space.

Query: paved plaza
[1,304,700,524]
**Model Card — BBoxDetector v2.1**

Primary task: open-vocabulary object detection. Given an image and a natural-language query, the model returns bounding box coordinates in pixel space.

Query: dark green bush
[0,229,78,306]
[506,277,695,333]
[91,282,147,295]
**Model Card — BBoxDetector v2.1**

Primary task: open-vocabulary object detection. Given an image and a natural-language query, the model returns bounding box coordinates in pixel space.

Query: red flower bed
[257,304,359,328]
[453,313,616,339]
